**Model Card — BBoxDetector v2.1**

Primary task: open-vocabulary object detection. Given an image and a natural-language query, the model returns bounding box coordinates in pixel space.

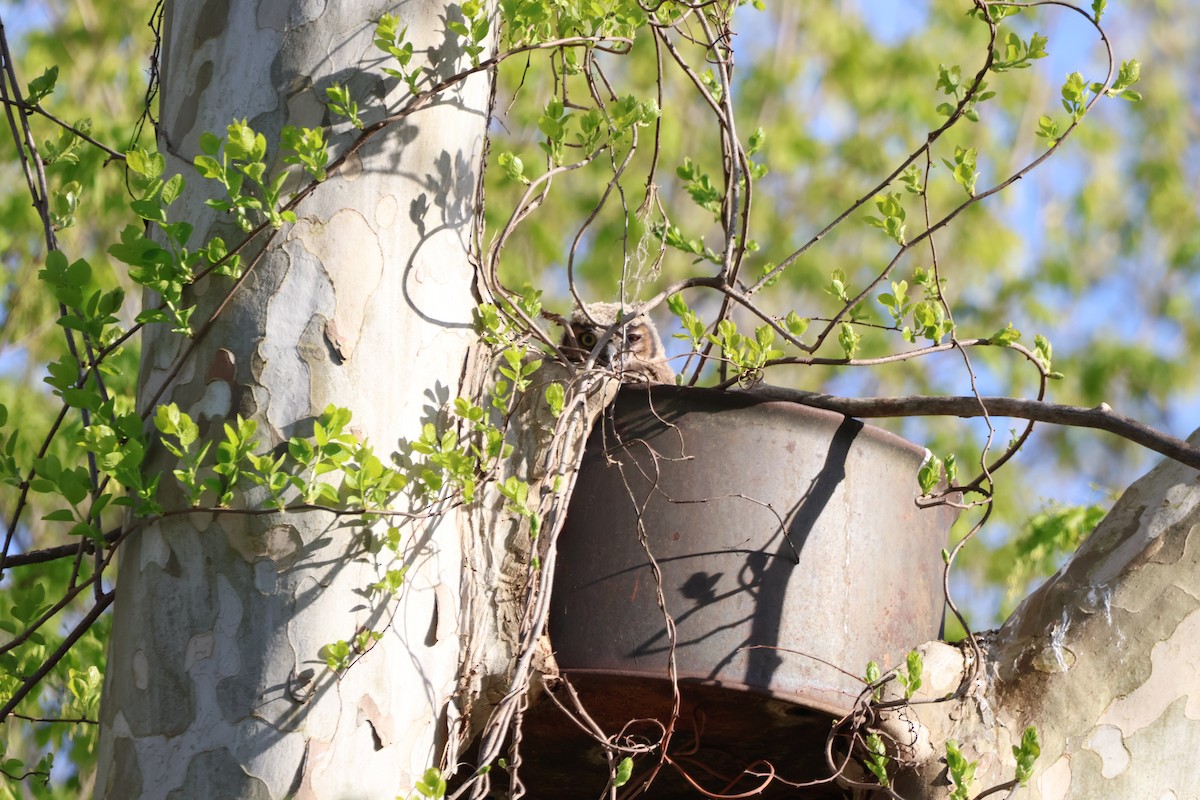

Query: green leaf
[62,387,101,411]
[945,740,977,800]
[918,455,943,495]
[990,323,1021,346]
[26,65,59,104]
[747,126,766,155]
[544,383,565,418]
[415,767,447,798]
[225,119,262,161]
[942,145,978,196]
[784,310,809,338]
[193,155,223,180]
[198,130,220,155]
[1034,333,1054,371]
[838,322,861,358]
[613,757,634,788]
[901,649,923,699]
[127,147,165,179]
[1013,726,1041,784]
[864,732,890,786]
[161,173,185,205]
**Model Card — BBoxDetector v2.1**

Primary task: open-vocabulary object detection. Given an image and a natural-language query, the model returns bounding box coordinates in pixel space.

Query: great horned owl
[562,302,675,384]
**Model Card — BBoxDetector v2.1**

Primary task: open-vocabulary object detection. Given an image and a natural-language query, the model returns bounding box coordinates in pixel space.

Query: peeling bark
[95,3,492,797]
[896,433,1200,799]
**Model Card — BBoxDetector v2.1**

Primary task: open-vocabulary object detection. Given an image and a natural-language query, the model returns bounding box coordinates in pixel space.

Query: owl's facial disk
[561,304,674,383]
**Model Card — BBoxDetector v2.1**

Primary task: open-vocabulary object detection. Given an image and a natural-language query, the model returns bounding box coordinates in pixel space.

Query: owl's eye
[579,331,598,348]
[625,332,643,345]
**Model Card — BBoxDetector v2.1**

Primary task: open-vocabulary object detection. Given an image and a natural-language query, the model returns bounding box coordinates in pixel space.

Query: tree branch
[0,531,118,570]
[746,386,1200,471]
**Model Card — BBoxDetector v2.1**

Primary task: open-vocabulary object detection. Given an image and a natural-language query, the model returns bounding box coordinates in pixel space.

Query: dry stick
[745,387,1200,471]
[632,28,670,299]
[695,10,741,286]
[539,678,621,800]
[0,403,69,573]
[11,712,97,726]
[2,496,443,573]
[609,423,683,799]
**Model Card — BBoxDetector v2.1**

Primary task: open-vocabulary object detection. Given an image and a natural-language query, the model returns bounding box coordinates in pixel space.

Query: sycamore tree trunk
[890,433,1200,799]
[94,2,496,797]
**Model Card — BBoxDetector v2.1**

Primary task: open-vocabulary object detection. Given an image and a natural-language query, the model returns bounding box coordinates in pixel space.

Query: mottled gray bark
[95,2,492,797]
[888,432,1200,799]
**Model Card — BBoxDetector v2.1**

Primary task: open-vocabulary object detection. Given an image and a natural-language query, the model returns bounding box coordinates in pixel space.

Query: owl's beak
[597,338,621,368]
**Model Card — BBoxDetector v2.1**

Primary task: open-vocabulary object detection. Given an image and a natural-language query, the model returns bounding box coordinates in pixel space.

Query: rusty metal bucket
[507,386,956,796]
[550,385,955,716]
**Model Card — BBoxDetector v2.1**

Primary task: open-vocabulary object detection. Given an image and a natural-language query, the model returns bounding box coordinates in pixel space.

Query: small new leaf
[325,83,364,129]
[838,323,861,359]
[26,66,59,104]
[945,740,977,800]
[498,151,528,184]
[990,323,1021,346]
[918,454,943,495]
[864,732,890,787]
[897,649,923,699]
[942,145,978,196]
[613,757,634,788]
[1033,334,1054,372]
[864,193,906,244]
[784,310,809,338]
[544,383,565,418]
[414,767,447,799]
[1013,726,1041,784]
[1107,59,1142,101]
